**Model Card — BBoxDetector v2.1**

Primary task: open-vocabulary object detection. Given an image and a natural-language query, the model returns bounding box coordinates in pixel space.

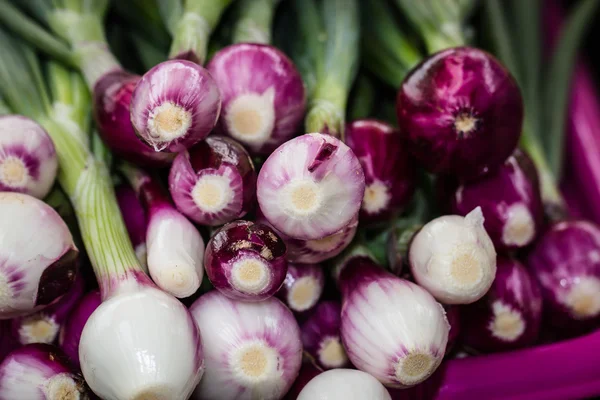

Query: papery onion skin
[396,47,523,180]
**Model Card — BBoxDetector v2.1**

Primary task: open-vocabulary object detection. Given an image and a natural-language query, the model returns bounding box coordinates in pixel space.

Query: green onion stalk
[392,0,476,54]
[231,0,280,44]
[486,0,599,219]
[0,29,204,400]
[166,0,234,64]
[285,0,360,139]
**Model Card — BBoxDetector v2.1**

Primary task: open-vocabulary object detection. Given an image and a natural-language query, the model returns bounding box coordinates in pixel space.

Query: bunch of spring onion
[0,0,598,398]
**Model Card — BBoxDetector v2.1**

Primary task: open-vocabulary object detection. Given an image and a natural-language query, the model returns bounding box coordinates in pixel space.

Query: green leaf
[484,0,521,82]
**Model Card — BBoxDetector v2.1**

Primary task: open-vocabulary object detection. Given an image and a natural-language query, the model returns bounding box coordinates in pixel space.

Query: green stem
[130,32,168,70]
[361,0,422,88]
[232,0,279,44]
[0,96,9,115]
[0,0,75,66]
[349,74,376,120]
[169,0,234,64]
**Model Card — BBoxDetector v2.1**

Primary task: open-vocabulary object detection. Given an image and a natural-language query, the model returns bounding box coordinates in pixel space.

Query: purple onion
[257,133,365,240]
[339,257,449,388]
[0,115,57,199]
[462,257,542,353]
[190,290,302,400]
[0,192,78,319]
[528,220,600,332]
[300,301,349,370]
[345,119,416,224]
[207,43,306,155]
[0,344,89,399]
[116,184,148,267]
[204,220,287,301]
[93,71,174,166]
[58,290,101,369]
[451,150,544,251]
[0,322,18,364]
[396,47,524,180]
[277,263,325,314]
[169,136,256,226]
[256,208,358,264]
[130,60,221,152]
[11,273,85,346]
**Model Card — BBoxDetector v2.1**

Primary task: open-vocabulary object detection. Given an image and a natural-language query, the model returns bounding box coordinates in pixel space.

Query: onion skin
[345,119,416,224]
[277,263,325,314]
[462,257,542,353]
[115,184,148,266]
[528,220,600,333]
[396,47,523,180]
[0,115,57,199]
[207,43,306,155]
[257,133,365,240]
[204,220,287,301]
[130,60,221,152]
[451,150,543,251]
[93,71,174,167]
[169,136,256,226]
[339,257,449,388]
[58,290,101,369]
[300,301,350,370]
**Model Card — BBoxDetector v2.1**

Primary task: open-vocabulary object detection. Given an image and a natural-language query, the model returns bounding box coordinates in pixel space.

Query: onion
[298,369,391,400]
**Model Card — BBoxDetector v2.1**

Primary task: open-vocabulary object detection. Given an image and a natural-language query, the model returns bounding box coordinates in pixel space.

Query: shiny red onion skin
[461,257,542,353]
[528,220,600,333]
[92,71,174,167]
[207,44,306,155]
[58,290,101,369]
[451,150,543,251]
[345,120,416,224]
[396,47,523,180]
[169,136,256,226]
[204,220,288,301]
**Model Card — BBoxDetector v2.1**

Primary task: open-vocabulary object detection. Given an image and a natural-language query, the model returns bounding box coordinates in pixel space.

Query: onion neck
[119,162,172,211]
[169,0,233,64]
[305,80,347,139]
[232,0,279,44]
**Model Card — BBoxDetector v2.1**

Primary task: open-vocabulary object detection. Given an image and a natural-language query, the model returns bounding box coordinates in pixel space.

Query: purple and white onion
[528,220,600,332]
[339,257,449,388]
[409,207,497,304]
[204,220,287,301]
[345,119,416,224]
[190,290,302,400]
[300,301,349,370]
[0,192,78,319]
[396,47,524,180]
[451,150,543,250]
[298,369,391,400]
[58,290,101,369]
[169,136,257,226]
[257,133,365,240]
[462,257,543,352]
[0,344,89,399]
[277,263,324,314]
[130,60,221,152]
[0,115,57,199]
[207,43,306,155]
